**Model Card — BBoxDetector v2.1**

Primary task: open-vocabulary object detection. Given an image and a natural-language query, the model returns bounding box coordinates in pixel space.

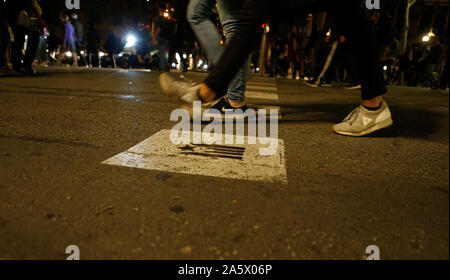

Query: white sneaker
[333,101,393,137]
[159,73,216,118]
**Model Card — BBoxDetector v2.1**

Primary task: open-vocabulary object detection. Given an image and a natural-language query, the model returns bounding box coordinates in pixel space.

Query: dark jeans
[204,0,386,101]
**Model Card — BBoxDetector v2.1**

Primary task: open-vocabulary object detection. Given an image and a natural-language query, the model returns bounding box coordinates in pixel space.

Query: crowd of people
[0,0,182,75]
[0,0,448,92]
[263,11,448,91]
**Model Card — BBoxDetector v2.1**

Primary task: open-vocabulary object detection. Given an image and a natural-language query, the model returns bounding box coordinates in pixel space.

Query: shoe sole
[333,118,394,137]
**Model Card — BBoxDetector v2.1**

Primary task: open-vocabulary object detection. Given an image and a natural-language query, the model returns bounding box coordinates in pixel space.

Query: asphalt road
[0,67,448,260]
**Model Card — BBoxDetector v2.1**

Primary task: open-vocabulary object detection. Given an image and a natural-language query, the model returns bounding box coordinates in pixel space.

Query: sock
[363,104,382,111]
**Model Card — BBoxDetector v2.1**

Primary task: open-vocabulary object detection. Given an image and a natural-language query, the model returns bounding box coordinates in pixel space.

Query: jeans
[35,35,48,63]
[204,0,386,101]
[187,0,249,103]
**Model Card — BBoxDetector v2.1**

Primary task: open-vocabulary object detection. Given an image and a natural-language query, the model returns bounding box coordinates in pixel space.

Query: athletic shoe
[204,98,251,119]
[333,100,393,137]
[158,73,215,118]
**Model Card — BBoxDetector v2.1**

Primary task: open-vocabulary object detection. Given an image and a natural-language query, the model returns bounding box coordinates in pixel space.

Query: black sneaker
[204,98,250,118]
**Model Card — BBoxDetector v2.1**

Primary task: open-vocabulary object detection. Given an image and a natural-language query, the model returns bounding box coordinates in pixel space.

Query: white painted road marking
[247,85,278,91]
[102,129,288,184]
[246,91,279,101]
[245,79,279,102]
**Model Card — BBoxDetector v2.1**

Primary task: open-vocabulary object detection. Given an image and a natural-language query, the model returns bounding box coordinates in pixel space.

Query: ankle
[362,96,383,108]
[198,83,217,103]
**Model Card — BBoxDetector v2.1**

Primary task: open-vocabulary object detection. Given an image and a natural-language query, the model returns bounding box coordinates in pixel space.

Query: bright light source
[163,12,169,18]
[383,65,388,71]
[172,63,176,68]
[203,64,208,70]
[125,34,137,48]
[326,29,331,37]
[99,51,105,57]
[80,50,85,55]
[256,67,260,72]
[422,35,430,42]
[65,51,72,57]
[182,54,187,59]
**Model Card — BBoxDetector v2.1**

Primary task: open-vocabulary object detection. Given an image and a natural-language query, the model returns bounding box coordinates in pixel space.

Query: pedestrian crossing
[245,78,279,102]
[245,78,281,118]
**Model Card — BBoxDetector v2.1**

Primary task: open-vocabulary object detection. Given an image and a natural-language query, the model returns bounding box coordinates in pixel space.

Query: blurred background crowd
[0,0,448,90]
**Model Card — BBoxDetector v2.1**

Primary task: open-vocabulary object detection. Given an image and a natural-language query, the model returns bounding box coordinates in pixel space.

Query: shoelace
[344,107,361,126]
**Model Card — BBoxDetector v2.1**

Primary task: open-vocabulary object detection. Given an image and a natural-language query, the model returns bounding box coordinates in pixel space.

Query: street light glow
[125,34,137,48]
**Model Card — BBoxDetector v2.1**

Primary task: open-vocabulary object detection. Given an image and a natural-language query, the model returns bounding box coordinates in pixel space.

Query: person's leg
[440,60,448,90]
[22,31,39,71]
[11,25,25,71]
[157,41,167,71]
[187,0,223,67]
[331,0,392,136]
[331,0,386,106]
[35,35,45,63]
[71,41,78,67]
[429,64,439,88]
[200,0,271,101]
[293,60,300,80]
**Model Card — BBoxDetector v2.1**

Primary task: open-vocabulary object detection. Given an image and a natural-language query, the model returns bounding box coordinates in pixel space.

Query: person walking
[71,13,86,66]
[86,21,100,67]
[57,13,78,67]
[187,0,250,112]
[160,0,393,137]
[287,24,301,80]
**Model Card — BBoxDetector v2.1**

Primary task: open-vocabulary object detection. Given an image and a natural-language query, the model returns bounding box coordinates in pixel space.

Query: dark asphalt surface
[0,67,448,260]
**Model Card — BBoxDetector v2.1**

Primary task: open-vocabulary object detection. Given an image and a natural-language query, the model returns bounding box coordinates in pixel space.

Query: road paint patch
[102,129,287,184]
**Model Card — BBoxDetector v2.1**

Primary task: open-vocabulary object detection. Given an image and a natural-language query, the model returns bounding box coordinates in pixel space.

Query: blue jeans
[187,0,248,103]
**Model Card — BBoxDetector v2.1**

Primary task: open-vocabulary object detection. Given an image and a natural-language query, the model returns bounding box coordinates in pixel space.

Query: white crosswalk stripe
[246,91,279,101]
[246,85,278,91]
[245,78,281,119]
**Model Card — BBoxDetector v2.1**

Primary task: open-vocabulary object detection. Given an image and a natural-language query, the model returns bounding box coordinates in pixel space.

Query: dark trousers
[11,25,39,71]
[204,0,386,101]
